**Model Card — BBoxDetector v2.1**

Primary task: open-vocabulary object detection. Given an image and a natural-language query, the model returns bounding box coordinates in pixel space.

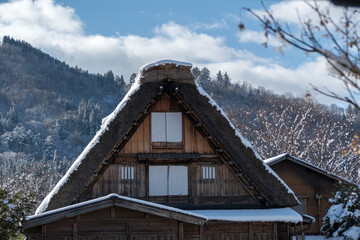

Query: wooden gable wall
[84,97,259,207]
[118,97,214,154]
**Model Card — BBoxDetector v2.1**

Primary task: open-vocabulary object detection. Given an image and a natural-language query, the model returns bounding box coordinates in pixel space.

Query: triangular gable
[115,96,215,155]
[36,61,299,214]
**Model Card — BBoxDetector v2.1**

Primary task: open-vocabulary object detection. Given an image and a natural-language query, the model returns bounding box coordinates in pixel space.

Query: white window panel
[169,166,188,195]
[149,166,168,196]
[166,112,182,142]
[151,113,166,142]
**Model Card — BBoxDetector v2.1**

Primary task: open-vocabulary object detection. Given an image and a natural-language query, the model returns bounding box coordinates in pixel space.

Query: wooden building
[264,153,350,235]
[23,60,304,240]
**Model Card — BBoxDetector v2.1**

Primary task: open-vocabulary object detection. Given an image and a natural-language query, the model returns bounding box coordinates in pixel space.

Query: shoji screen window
[151,112,182,147]
[149,166,188,196]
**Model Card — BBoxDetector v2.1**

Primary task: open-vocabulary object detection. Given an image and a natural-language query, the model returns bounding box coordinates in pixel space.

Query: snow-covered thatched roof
[36,60,299,214]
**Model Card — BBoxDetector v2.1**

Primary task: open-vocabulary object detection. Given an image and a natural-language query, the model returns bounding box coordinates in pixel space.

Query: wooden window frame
[151,112,183,149]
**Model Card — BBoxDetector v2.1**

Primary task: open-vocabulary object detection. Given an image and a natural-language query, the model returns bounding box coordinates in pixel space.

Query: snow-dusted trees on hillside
[194,68,360,184]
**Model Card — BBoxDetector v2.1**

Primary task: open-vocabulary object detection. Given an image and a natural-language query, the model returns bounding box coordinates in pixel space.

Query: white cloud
[0,0,347,106]
[237,30,283,48]
[191,19,228,30]
[203,56,347,106]
[252,1,343,25]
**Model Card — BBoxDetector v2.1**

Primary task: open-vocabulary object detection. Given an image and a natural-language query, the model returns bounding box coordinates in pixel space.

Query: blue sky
[0,0,349,105]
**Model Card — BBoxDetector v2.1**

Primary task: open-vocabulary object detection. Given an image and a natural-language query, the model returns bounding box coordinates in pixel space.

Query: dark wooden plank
[179,222,184,240]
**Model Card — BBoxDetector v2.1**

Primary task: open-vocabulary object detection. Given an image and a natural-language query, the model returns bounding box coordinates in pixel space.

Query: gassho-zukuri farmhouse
[23,60,315,240]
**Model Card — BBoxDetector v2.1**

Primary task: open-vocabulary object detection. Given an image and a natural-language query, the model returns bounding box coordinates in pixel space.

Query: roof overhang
[24,194,206,229]
[264,153,353,184]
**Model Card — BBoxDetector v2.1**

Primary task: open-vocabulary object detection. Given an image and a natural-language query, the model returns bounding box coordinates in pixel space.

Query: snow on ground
[292,236,342,240]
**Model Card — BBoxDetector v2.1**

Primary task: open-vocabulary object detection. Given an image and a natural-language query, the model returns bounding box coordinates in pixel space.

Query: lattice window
[202,166,216,179]
[121,166,134,180]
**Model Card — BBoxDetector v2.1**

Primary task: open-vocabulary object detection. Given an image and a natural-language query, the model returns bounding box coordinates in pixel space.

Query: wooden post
[286,223,290,240]
[111,206,116,219]
[178,222,184,240]
[41,225,46,240]
[249,222,253,240]
[294,224,298,240]
[301,223,305,240]
[73,223,77,240]
[126,223,131,240]
[199,225,203,240]
[273,223,278,240]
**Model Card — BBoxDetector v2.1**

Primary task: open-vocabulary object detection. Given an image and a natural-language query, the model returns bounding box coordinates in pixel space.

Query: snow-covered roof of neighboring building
[36,60,299,214]
[264,153,353,184]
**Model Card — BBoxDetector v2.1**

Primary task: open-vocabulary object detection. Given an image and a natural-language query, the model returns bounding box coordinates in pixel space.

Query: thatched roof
[36,60,299,214]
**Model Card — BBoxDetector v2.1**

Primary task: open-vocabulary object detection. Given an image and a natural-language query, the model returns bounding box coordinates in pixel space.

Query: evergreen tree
[0,188,35,240]
[191,66,201,80]
[322,183,360,239]
[216,70,224,85]
[130,73,137,84]
[196,67,211,87]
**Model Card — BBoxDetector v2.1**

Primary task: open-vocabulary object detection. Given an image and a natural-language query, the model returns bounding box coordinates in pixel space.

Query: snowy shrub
[322,183,360,239]
[0,188,35,240]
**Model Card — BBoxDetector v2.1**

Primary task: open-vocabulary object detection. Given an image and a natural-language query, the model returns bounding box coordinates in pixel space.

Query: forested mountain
[0,36,358,205]
[0,36,129,201]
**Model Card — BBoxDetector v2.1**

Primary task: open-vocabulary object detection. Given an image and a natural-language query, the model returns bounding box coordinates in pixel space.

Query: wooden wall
[25,206,289,240]
[118,98,214,155]
[270,160,337,234]
[86,96,258,207]
[90,162,253,206]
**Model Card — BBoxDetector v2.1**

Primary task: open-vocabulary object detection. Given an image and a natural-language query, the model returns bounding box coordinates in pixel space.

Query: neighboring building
[264,153,351,235]
[23,61,304,240]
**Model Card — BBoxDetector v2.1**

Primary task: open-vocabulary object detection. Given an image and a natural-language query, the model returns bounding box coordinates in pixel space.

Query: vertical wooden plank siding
[179,222,184,240]
[91,164,145,198]
[28,207,288,240]
[191,165,247,197]
[273,223,278,240]
[119,99,214,155]
[72,222,77,240]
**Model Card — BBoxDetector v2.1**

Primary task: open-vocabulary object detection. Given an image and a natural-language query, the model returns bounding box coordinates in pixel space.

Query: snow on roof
[140,60,192,72]
[196,83,298,200]
[195,83,262,160]
[30,194,205,221]
[264,153,353,184]
[263,153,288,164]
[29,194,302,224]
[189,208,302,223]
[35,75,142,215]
